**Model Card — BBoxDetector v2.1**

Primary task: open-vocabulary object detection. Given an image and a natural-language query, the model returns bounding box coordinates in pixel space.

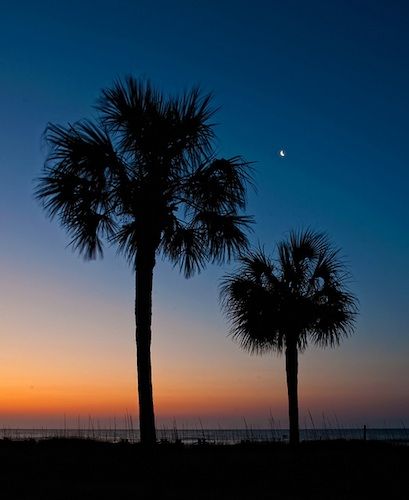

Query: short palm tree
[35,77,253,445]
[220,230,358,445]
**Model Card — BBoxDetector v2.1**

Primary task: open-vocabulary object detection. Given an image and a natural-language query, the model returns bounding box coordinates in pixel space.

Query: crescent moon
[279,149,286,157]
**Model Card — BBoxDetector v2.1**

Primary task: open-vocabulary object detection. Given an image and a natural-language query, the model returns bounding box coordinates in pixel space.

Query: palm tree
[220,230,358,446]
[35,77,253,445]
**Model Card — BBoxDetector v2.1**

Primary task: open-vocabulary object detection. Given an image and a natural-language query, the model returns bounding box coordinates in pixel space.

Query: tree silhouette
[220,230,358,445]
[35,77,253,445]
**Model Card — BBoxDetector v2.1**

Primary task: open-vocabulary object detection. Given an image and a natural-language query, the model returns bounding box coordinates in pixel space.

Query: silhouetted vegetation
[35,77,253,445]
[0,438,406,499]
[220,229,358,445]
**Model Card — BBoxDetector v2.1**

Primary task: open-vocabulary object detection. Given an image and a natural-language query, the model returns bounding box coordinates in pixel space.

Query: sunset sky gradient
[0,0,408,428]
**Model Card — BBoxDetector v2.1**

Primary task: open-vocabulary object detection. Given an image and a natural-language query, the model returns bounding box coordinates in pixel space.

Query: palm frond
[239,248,276,283]
[167,87,216,163]
[45,121,122,178]
[36,169,116,260]
[110,221,139,265]
[310,286,358,347]
[182,157,255,213]
[36,120,122,259]
[160,217,207,278]
[97,77,169,159]
[193,211,253,264]
[220,274,282,355]
[97,77,217,179]
[68,211,115,260]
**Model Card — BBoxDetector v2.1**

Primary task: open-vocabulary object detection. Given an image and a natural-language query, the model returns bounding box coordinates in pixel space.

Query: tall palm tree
[35,77,253,445]
[220,230,358,446]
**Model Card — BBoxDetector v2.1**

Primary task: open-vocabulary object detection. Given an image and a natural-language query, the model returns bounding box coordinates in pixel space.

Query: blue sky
[0,0,408,427]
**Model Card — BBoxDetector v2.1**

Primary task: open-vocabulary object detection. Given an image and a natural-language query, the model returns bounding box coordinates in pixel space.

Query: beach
[0,438,407,499]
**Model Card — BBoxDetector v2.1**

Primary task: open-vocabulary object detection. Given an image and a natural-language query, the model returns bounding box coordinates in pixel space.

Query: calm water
[1,428,408,444]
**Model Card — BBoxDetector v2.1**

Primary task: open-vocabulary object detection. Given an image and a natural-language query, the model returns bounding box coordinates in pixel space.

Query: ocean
[1,427,408,444]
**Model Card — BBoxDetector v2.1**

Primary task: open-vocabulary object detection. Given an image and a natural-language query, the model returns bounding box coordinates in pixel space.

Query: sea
[1,428,408,444]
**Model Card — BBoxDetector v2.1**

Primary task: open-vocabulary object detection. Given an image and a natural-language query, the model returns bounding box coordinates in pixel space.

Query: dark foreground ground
[0,439,407,499]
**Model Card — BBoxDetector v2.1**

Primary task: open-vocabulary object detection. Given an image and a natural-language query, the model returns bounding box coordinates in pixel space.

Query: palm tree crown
[221,230,357,353]
[36,78,253,272]
[35,77,254,445]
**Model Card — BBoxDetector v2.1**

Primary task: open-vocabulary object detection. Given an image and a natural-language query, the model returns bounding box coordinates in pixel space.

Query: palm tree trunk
[285,340,299,446]
[135,244,156,446]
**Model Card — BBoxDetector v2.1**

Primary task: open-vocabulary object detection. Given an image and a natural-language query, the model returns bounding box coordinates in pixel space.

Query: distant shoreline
[1,427,408,445]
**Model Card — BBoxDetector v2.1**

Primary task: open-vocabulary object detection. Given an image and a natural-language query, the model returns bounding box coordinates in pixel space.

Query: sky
[0,0,408,429]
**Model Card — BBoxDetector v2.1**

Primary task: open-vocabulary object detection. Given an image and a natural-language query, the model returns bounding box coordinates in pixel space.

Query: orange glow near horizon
[1,266,408,429]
